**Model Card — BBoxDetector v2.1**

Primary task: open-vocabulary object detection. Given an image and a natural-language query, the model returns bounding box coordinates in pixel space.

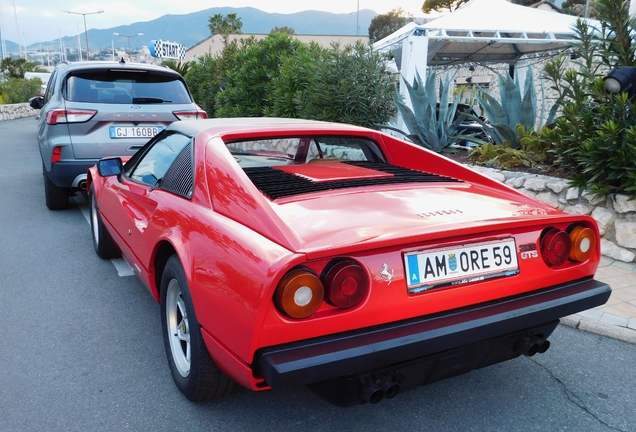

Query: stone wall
[471,165,636,263]
[0,103,39,121]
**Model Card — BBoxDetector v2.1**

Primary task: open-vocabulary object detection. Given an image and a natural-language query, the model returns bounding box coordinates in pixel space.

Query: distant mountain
[4,7,377,55]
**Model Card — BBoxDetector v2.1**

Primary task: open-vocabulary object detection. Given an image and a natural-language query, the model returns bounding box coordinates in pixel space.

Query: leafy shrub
[216,32,303,117]
[194,34,396,129]
[0,77,42,104]
[469,124,554,169]
[298,41,397,129]
[185,37,254,117]
[543,0,636,196]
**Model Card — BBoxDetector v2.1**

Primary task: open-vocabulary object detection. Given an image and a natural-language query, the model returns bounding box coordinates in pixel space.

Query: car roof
[166,117,372,138]
[55,61,180,76]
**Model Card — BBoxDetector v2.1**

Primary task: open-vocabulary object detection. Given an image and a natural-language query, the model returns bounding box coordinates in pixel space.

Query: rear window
[64,70,191,104]
[226,136,386,167]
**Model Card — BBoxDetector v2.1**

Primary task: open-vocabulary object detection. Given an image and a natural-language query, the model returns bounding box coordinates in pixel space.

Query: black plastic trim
[257,278,610,389]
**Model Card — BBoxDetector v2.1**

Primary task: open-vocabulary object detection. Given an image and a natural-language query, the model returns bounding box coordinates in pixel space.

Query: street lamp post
[113,33,144,60]
[64,10,104,60]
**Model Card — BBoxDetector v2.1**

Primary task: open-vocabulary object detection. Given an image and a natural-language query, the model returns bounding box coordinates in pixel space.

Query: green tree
[421,0,469,13]
[270,26,296,35]
[0,57,38,78]
[368,8,413,42]
[543,0,636,196]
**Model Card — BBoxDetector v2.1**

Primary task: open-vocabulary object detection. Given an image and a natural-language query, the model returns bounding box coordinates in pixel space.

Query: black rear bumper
[257,278,610,402]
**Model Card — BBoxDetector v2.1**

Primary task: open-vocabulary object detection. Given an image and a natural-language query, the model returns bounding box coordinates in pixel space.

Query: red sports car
[87,118,610,406]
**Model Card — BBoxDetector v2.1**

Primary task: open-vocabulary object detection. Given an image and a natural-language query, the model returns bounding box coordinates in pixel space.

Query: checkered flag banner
[150,40,186,60]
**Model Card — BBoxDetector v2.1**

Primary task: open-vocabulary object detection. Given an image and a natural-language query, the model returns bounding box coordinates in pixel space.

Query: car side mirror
[29,96,44,110]
[98,157,123,180]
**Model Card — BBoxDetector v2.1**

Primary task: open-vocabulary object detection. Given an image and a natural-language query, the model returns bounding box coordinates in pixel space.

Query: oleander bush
[185,33,396,129]
[0,77,42,104]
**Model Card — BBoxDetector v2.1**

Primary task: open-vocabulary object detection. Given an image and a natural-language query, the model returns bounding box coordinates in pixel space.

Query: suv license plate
[110,126,163,139]
[404,238,519,294]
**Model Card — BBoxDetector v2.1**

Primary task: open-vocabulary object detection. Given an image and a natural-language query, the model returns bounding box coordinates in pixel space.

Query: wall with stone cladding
[0,103,39,121]
[470,165,636,264]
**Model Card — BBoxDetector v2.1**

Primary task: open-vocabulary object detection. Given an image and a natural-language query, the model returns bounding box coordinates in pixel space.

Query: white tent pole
[398,34,430,131]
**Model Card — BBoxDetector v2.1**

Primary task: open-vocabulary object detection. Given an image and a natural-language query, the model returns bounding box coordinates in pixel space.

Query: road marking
[75,196,135,277]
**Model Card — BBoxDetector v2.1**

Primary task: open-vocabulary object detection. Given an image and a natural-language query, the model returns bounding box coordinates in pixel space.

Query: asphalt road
[1,117,635,432]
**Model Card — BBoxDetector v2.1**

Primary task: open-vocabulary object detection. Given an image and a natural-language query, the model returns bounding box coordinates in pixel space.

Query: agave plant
[473,68,557,148]
[395,68,472,152]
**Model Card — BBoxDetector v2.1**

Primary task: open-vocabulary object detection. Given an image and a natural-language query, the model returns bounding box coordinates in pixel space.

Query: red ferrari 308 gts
[87,118,610,406]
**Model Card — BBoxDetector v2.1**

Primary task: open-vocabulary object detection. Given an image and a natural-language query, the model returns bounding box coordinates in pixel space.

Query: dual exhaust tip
[517,337,551,357]
[359,377,400,404]
[357,337,550,404]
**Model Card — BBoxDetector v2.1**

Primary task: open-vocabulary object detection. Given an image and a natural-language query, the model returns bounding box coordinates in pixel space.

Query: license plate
[404,238,519,294]
[109,126,163,139]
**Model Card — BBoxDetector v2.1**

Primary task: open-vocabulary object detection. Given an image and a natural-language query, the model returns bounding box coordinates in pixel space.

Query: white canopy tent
[373,0,600,128]
[374,0,599,65]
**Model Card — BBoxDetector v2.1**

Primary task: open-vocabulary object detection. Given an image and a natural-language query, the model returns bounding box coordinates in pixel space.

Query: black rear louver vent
[244,161,462,200]
[161,143,194,198]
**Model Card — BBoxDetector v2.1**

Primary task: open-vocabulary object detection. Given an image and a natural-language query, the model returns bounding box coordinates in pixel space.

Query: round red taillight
[324,261,369,308]
[274,269,324,319]
[541,228,572,267]
[569,226,596,262]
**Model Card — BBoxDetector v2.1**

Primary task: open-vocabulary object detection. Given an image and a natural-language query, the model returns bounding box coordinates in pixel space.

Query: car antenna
[119,57,126,64]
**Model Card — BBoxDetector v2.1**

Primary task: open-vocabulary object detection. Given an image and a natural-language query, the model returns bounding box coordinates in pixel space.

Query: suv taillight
[46,109,97,125]
[172,110,208,120]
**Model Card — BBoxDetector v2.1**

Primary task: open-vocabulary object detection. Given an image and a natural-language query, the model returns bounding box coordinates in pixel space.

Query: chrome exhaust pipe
[78,180,87,191]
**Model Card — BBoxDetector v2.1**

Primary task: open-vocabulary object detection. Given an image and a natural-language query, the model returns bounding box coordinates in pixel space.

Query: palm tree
[225,13,243,34]
[208,13,225,35]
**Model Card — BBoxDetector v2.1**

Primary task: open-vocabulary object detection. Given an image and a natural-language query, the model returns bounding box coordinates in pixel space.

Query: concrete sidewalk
[562,256,636,344]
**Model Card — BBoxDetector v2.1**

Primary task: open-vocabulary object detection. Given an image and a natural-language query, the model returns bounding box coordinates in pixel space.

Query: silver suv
[29,60,206,210]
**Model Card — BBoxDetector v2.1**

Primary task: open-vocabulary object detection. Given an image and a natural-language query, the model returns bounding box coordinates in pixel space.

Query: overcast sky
[0,0,425,45]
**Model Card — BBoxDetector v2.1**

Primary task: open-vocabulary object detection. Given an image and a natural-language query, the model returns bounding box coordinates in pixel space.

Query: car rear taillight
[172,110,208,120]
[274,269,324,319]
[45,109,96,125]
[323,260,369,308]
[540,228,572,267]
[51,147,62,163]
[568,225,596,262]
[540,224,598,268]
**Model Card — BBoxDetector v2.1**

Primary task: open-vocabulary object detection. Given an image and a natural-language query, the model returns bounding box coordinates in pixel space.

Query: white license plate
[404,238,519,294]
[109,126,163,139]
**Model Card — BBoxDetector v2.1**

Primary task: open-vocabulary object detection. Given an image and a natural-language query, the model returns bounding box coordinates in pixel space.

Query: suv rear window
[64,70,191,104]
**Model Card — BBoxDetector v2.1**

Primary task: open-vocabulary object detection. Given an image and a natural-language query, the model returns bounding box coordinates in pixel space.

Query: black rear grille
[243,161,462,200]
[161,143,193,198]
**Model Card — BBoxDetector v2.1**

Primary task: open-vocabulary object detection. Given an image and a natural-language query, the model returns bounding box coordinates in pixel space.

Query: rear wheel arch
[154,241,177,300]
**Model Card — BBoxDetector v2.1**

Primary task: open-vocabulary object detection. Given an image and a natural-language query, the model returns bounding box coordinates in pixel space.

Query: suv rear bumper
[46,160,96,188]
[256,278,610,405]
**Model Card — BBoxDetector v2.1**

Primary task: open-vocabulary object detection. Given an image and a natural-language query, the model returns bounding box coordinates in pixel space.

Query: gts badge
[519,243,539,259]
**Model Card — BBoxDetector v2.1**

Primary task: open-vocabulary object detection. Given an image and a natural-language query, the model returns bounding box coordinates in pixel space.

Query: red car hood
[271,184,561,254]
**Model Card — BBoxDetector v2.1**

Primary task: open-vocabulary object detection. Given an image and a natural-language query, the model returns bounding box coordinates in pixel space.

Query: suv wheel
[43,167,69,210]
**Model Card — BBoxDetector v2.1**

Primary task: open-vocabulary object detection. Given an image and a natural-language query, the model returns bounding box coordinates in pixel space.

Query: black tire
[43,170,69,210]
[89,185,120,259]
[160,255,238,402]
